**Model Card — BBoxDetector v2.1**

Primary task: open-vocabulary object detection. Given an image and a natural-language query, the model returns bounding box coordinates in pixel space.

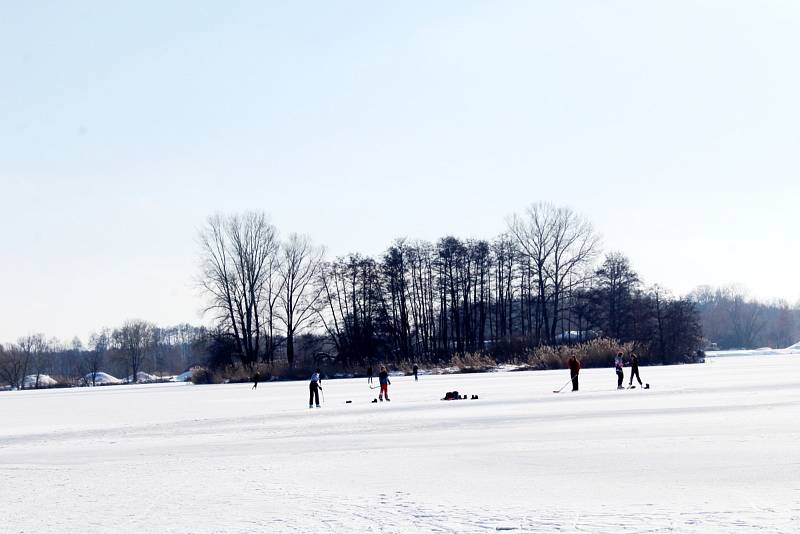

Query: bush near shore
[189,338,704,384]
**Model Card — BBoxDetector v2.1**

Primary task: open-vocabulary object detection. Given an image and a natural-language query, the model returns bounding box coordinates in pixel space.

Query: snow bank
[22,374,57,388]
[172,370,193,382]
[127,372,159,383]
[84,372,122,385]
[707,345,800,357]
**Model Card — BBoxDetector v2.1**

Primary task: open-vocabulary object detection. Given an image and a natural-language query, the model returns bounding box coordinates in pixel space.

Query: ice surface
[1,355,799,533]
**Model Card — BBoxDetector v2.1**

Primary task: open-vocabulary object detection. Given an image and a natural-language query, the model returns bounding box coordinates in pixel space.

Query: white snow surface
[1,355,799,533]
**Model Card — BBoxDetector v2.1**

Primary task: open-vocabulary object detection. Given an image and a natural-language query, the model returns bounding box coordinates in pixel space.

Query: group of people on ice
[307,362,421,407]
[300,351,645,407]
[567,351,644,391]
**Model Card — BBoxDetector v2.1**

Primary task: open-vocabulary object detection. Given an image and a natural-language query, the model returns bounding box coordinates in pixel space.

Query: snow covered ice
[1,354,798,533]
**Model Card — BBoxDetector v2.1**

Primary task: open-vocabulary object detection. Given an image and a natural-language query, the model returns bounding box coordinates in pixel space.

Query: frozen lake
[1,355,798,533]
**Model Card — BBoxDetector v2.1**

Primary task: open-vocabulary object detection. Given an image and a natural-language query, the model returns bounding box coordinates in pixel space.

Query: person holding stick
[568,355,581,391]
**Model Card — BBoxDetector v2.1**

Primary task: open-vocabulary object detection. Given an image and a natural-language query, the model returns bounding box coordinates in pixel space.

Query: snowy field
[1,355,799,533]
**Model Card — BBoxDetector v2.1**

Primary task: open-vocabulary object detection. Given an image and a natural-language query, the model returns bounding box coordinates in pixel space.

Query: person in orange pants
[378,365,391,401]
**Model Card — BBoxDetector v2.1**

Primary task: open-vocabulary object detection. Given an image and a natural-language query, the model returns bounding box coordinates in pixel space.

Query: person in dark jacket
[412,363,419,382]
[629,353,643,387]
[567,356,581,391]
[252,371,260,390]
[309,368,322,408]
[378,365,391,401]
[367,365,373,385]
[615,352,625,389]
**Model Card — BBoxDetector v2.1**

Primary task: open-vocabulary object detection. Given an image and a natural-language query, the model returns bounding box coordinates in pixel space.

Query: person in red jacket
[568,356,581,391]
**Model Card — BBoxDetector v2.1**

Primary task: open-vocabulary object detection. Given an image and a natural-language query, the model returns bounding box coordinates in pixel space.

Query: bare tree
[509,203,600,344]
[318,254,382,368]
[592,252,641,339]
[16,334,49,388]
[278,234,325,368]
[261,243,285,364]
[85,329,110,385]
[0,344,26,389]
[729,291,766,349]
[198,212,280,367]
[113,320,154,382]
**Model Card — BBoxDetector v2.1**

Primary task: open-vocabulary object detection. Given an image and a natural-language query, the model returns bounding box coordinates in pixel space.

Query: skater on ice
[412,363,419,382]
[615,352,625,389]
[629,353,643,388]
[309,368,322,408]
[366,364,373,385]
[378,365,391,401]
[568,355,581,391]
[252,370,260,390]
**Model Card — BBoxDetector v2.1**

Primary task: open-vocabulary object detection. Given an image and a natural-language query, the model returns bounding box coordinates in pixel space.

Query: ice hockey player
[252,371,260,390]
[615,352,625,389]
[309,368,322,408]
[412,363,419,382]
[567,355,581,391]
[378,365,391,401]
[629,353,643,387]
[366,364,373,385]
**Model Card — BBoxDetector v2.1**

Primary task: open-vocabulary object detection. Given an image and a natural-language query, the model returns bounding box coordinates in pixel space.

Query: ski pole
[553,375,577,394]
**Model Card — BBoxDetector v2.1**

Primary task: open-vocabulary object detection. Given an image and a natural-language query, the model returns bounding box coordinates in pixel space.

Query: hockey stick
[553,375,577,393]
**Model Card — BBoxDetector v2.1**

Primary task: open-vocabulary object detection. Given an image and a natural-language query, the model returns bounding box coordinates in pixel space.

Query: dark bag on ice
[443,391,460,400]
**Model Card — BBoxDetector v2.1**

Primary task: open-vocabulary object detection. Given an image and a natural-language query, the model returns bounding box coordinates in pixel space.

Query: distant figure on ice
[615,352,625,389]
[309,368,322,408]
[629,353,643,387]
[252,371,260,390]
[367,364,373,385]
[378,365,391,401]
[567,355,581,391]
[412,363,419,382]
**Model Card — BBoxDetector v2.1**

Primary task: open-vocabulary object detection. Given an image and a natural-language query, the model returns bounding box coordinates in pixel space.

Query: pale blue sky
[2,1,799,342]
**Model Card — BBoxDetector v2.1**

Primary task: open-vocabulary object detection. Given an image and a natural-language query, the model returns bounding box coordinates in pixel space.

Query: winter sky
[2,1,799,342]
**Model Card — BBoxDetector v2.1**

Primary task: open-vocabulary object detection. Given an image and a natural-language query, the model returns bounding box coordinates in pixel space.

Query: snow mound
[84,372,122,385]
[127,372,159,383]
[708,344,800,357]
[22,374,58,388]
[172,370,193,382]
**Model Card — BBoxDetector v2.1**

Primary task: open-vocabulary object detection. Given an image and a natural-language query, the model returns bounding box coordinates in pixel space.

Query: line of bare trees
[0,323,208,389]
[3,203,733,389]
[198,213,325,369]
[196,204,709,372]
[690,286,800,350]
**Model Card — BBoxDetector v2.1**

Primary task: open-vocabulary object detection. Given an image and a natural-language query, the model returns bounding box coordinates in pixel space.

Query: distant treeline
[690,286,799,350]
[4,204,795,388]
[0,324,208,389]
